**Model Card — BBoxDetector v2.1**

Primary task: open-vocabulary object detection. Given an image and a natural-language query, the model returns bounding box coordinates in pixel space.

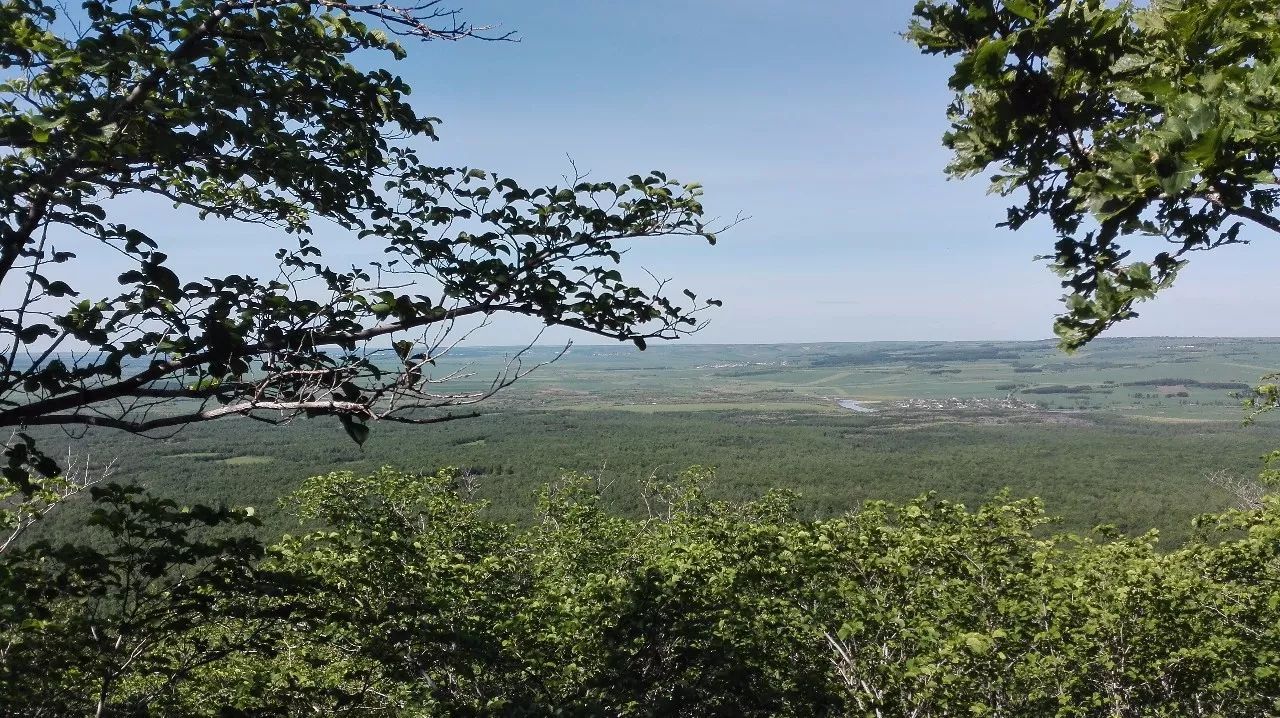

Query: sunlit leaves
[6,466,1279,714]
[910,0,1280,350]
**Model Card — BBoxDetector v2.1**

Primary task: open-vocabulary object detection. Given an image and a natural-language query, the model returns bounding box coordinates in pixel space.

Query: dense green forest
[23,402,1280,546]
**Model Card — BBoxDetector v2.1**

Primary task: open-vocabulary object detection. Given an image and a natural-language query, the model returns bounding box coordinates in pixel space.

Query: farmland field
[27,337,1280,545]
[457,336,1274,420]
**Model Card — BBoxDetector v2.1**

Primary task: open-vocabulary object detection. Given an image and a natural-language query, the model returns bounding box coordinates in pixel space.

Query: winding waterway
[836,399,876,413]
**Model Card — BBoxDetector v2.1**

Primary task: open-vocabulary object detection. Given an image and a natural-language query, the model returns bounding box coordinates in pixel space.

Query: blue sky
[131,1,1280,345]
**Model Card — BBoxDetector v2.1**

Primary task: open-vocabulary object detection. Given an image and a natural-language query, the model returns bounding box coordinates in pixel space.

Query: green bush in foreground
[3,466,1279,716]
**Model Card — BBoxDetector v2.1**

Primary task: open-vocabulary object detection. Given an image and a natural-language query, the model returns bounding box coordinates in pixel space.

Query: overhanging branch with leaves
[0,0,728,475]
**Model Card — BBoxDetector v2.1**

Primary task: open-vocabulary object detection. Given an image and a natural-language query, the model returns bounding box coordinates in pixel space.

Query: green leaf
[1004,0,1037,21]
[340,415,370,446]
[393,340,413,361]
[971,39,1011,83]
[964,633,992,655]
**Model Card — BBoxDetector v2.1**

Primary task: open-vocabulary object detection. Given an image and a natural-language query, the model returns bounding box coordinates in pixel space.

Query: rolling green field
[27,337,1280,545]
[456,336,1274,419]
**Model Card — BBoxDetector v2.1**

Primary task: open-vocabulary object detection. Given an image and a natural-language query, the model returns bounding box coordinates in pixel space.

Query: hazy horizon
[406,335,1280,351]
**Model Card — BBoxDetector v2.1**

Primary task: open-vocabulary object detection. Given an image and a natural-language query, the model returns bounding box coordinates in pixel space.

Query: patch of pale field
[567,401,842,414]
[221,455,275,466]
[1224,361,1277,373]
[795,370,861,387]
[533,388,593,397]
[1127,415,1240,425]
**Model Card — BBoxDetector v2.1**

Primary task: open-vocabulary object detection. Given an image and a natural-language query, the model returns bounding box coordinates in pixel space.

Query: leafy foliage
[0,483,269,715]
[4,466,1279,715]
[0,0,723,474]
[908,0,1280,349]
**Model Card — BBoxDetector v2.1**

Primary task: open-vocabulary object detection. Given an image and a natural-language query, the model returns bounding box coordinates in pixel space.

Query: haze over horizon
[89,1,1280,346]
[453,335,1280,350]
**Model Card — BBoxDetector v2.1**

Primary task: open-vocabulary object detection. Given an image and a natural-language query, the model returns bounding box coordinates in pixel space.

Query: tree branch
[1204,190,1280,236]
[16,401,479,433]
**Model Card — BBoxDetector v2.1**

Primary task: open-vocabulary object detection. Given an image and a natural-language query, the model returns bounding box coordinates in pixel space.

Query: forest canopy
[3,466,1279,715]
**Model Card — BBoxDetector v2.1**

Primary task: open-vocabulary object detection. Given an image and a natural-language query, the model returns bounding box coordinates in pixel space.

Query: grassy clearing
[567,401,841,414]
[1129,415,1239,425]
[221,455,274,466]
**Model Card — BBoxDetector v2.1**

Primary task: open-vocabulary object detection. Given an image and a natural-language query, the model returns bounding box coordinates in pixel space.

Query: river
[836,399,876,413]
